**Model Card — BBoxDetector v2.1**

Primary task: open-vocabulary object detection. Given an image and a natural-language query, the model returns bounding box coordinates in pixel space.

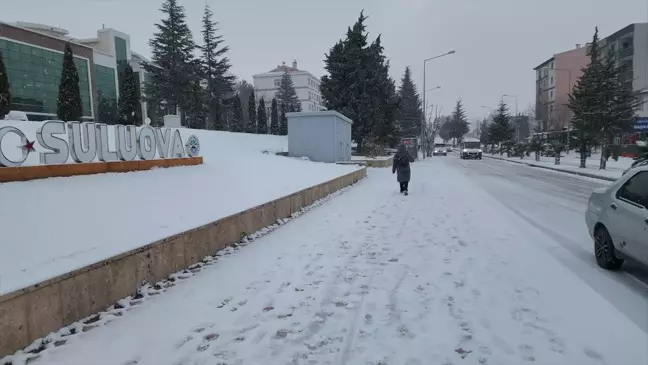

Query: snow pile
[1,179,361,365]
[0,120,361,295]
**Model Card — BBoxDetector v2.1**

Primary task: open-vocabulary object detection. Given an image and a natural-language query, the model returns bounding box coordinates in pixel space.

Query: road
[449,155,648,332]
[9,157,648,365]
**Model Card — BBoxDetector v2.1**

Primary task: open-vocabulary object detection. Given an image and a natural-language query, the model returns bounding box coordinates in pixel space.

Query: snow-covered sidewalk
[20,160,647,365]
[484,153,632,181]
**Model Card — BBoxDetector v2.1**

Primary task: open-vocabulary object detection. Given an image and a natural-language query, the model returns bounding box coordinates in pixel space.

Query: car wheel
[594,226,623,270]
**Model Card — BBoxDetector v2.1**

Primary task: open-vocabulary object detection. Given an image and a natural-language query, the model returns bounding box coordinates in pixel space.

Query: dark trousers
[399,181,409,192]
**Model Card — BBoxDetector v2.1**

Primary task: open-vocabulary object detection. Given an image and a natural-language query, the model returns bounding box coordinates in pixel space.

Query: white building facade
[252,61,325,114]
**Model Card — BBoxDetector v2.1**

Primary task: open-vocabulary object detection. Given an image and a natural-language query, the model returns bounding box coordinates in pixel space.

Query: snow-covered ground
[16,159,647,365]
[0,121,360,295]
[486,152,633,180]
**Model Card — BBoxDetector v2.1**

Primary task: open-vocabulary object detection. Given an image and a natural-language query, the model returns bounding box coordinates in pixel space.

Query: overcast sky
[2,0,647,121]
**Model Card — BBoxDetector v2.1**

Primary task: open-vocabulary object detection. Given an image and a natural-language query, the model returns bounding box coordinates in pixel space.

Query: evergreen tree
[246,91,257,133]
[320,11,397,153]
[569,27,606,168]
[397,66,423,138]
[449,98,469,143]
[438,116,453,142]
[231,94,244,132]
[236,80,255,121]
[488,101,514,146]
[279,102,288,135]
[276,70,301,112]
[0,51,11,119]
[117,64,141,125]
[57,43,82,122]
[270,97,280,135]
[185,80,207,129]
[596,49,642,169]
[479,120,490,146]
[257,97,268,134]
[142,0,197,125]
[200,4,234,129]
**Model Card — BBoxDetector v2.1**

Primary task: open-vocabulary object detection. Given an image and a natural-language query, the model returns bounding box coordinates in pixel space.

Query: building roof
[533,56,555,71]
[268,64,300,73]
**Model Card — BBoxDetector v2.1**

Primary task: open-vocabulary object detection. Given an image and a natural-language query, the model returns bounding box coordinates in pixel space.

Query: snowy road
[25,158,647,365]
[454,157,648,332]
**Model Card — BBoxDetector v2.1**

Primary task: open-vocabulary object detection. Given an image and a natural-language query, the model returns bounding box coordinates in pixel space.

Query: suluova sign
[0,121,201,167]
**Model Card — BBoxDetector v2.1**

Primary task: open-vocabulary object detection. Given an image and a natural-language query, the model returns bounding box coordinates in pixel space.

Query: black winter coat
[393,151,414,182]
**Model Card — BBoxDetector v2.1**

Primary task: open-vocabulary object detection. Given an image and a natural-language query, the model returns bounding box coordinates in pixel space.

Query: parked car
[446,146,453,153]
[586,165,648,270]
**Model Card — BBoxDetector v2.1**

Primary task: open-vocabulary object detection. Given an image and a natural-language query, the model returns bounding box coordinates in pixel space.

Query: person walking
[392,143,415,195]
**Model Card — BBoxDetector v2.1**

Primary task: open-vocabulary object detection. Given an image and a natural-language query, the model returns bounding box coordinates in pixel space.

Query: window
[0,39,92,117]
[274,79,281,87]
[550,76,553,84]
[550,90,553,98]
[617,171,648,207]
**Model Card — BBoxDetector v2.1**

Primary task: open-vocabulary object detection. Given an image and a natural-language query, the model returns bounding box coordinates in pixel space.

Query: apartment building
[0,21,150,123]
[601,23,648,132]
[533,45,588,132]
[534,23,648,134]
[252,60,325,114]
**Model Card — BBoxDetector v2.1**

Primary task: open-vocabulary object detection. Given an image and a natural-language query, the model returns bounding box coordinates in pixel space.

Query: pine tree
[0,51,11,119]
[117,63,141,125]
[231,94,244,132]
[569,27,606,168]
[276,70,301,112]
[257,97,268,134]
[200,4,234,130]
[142,0,197,125]
[488,101,514,147]
[279,102,288,135]
[185,79,207,129]
[57,43,82,122]
[596,48,642,169]
[270,98,280,135]
[449,99,470,143]
[397,66,422,138]
[479,120,490,146]
[246,91,257,133]
[320,11,397,153]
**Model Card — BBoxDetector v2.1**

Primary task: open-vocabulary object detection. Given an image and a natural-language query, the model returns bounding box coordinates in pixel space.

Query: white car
[433,147,447,156]
[586,165,648,270]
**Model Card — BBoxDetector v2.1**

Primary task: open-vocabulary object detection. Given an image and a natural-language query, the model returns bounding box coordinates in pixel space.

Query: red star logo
[21,139,36,153]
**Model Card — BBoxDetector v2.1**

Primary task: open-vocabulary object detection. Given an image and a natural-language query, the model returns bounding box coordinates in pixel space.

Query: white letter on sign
[95,123,118,162]
[137,125,157,160]
[0,126,29,167]
[155,128,171,158]
[37,121,69,165]
[68,122,96,163]
[115,125,138,161]
[170,129,185,158]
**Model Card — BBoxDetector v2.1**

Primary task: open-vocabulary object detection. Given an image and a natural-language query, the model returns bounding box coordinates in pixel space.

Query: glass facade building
[0,38,92,120]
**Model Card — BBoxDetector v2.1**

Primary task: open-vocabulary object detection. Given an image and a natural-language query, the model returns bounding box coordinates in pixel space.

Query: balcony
[617,46,634,59]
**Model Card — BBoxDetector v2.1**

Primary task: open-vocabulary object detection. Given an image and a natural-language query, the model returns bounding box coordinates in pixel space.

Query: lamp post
[502,94,519,141]
[542,67,573,153]
[421,50,455,159]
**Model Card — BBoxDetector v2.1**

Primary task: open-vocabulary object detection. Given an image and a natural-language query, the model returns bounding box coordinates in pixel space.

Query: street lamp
[422,50,455,159]
[425,86,441,93]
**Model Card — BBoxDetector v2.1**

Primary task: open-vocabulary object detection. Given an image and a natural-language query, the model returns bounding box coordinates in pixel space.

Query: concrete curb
[483,155,618,182]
